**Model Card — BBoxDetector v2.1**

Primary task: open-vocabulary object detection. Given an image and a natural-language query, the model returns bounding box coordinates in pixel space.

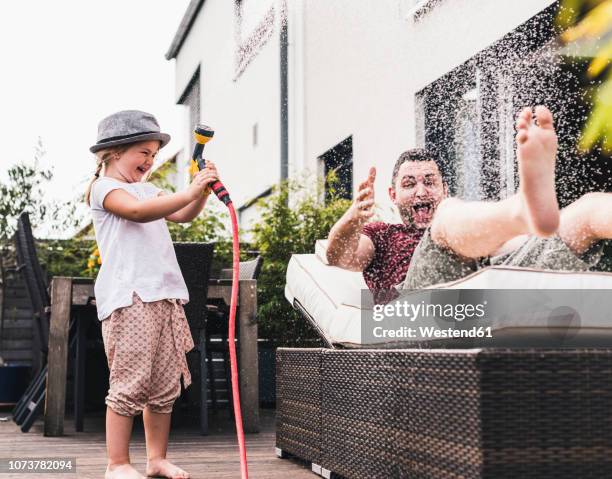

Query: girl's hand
[187,161,219,201]
[199,161,220,188]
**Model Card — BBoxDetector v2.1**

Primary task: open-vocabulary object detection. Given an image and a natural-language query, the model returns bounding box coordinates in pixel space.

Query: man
[402,105,611,290]
[326,149,448,301]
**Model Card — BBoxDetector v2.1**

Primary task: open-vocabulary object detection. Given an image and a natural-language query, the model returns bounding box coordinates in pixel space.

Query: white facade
[168,0,282,231]
[168,0,557,224]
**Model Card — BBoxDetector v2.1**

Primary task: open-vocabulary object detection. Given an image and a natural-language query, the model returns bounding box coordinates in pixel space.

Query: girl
[84,110,218,479]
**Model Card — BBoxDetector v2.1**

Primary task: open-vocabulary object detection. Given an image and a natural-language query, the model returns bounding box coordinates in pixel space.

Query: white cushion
[440,265,612,290]
[315,239,330,265]
[285,254,366,346]
[285,251,612,347]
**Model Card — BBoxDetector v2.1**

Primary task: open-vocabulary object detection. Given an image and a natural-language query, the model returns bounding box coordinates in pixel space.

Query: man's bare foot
[105,463,146,479]
[146,458,189,479]
[516,105,560,237]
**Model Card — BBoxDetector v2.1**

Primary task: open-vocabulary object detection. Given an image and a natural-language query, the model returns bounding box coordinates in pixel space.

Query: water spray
[190,124,249,479]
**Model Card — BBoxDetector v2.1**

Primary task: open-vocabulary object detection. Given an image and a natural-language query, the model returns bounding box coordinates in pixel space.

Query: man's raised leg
[558,192,612,255]
[430,106,560,259]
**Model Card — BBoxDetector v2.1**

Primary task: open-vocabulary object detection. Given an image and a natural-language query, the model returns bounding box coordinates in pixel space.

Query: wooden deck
[0,407,314,478]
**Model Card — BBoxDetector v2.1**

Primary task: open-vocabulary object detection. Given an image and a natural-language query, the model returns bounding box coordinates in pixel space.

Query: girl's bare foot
[516,105,560,237]
[105,463,146,479]
[146,458,190,479]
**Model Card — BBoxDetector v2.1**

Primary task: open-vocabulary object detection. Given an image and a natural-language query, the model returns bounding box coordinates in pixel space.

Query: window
[418,59,521,201]
[455,81,484,201]
[416,3,609,205]
[319,136,353,203]
[412,3,612,277]
[417,61,496,200]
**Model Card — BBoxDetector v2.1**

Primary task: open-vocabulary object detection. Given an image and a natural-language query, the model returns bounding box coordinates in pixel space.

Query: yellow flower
[97,256,102,265]
[87,259,94,269]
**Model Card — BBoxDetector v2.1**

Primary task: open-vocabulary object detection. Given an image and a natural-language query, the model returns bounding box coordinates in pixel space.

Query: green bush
[36,239,96,279]
[35,204,235,282]
[251,177,351,346]
[4,151,352,347]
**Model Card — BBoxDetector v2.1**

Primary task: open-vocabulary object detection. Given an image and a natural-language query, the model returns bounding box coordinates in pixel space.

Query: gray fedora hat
[90,110,171,153]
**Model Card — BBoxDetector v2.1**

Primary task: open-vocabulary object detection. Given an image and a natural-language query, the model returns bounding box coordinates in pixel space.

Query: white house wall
[172,0,558,224]
[296,0,556,220]
[173,0,281,214]
[297,0,413,218]
[407,0,557,92]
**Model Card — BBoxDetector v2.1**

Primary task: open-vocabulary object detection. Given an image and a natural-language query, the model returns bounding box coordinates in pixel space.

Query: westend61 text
[373,326,493,339]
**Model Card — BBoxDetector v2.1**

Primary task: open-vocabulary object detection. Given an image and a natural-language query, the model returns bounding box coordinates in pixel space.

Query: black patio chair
[10,212,54,431]
[172,242,214,435]
[13,212,49,374]
[10,212,98,433]
[206,255,263,419]
[12,212,89,432]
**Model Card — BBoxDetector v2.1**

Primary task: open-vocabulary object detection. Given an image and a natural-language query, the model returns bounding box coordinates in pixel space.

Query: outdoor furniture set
[276,240,612,479]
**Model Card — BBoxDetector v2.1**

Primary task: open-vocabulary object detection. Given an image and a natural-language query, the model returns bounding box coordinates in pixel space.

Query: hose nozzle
[192,124,215,171]
[194,124,214,146]
[190,123,232,206]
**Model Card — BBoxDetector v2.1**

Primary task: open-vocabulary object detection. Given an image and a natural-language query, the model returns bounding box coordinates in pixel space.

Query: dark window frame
[319,136,354,204]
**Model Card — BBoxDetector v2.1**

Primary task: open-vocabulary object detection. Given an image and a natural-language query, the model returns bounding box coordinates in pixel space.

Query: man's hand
[348,167,376,224]
[325,167,376,271]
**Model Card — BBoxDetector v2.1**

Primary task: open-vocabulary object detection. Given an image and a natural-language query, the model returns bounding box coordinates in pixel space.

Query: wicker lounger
[279,245,612,477]
[276,347,612,479]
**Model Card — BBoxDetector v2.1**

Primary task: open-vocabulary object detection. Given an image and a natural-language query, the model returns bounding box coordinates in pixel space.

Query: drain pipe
[279,0,289,183]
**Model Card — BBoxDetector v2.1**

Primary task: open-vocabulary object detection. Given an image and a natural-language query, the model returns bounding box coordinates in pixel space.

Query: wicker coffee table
[276,347,612,479]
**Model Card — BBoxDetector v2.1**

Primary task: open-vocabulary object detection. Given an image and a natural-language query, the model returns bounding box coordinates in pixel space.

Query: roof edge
[165,0,205,61]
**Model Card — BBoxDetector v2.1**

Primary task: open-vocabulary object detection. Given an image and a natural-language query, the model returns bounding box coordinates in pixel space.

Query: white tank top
[89,176,189,321]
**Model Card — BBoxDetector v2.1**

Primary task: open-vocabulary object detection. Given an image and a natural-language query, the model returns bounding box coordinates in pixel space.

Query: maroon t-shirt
[361,222,424,303]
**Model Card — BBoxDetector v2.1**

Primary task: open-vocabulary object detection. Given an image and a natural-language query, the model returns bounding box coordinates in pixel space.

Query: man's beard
[399,205,420,228]
[399,202,435,230]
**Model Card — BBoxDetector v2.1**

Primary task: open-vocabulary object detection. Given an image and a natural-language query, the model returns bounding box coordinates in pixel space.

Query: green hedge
[17,168,350,347]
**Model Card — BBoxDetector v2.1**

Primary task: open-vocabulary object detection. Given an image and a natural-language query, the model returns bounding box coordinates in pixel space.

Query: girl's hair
[83,145,129,206]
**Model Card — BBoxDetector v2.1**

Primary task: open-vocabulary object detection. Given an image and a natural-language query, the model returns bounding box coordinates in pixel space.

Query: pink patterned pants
[101,292,195,416]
